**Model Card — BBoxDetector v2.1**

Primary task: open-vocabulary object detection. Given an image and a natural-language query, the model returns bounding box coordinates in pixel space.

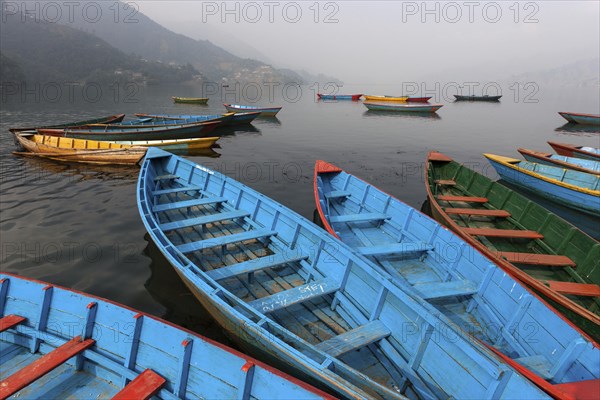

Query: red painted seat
[434,179,456,186]
[437,195,488,203]
[0,315,26,333]
[445,208,510,217]
[112,369,166,400]
[498,252,576,267]
[463,228,543,239]
[547,281,600,297]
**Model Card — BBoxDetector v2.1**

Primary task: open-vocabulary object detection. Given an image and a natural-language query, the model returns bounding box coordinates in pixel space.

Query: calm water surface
[1,84,598,346]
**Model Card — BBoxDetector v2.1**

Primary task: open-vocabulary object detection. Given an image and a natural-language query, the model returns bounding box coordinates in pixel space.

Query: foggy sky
[136,1,599,85]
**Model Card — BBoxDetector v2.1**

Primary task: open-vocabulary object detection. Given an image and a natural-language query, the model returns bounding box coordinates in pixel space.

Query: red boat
[548,141,600,161]
[406,97,432,103]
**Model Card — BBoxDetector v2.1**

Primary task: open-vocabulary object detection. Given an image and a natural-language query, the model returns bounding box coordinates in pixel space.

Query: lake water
[1,83,598,344]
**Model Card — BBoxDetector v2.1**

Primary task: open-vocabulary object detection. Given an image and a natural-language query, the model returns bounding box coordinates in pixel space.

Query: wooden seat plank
[324,190,351,200]
[0,315,26,333]
[248,278,340,314]
[413,279,478,300]
[315,320,391,357]
[112,369,166,400]
[159,210,249,231]
[498,252,576,267]
[437,195,488,203]
[207,253,308,281]
[152,197,226,213]
[152,186,202,196]
[0,336,95,398]
[445,208,510,217]
[463,228,543,239]
[555,379,600,400]
[546,281,600,297]
[358,243,433,257]
[330,213,389,224]
[434,180,456,186]
[154,174,179,182]
[177,229,277,254]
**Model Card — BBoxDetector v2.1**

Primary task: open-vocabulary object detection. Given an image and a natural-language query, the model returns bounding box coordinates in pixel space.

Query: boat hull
[224,103,282,117]
[364,101,442,113]
[15,133,146,165]
[112,136,219,149]
[485,155,600,216]
[363,95,408,102]
[9,114,126,133]
[172,96,209,104]
[454,95,502,101]
[136,112,259,126]
[317,94,362,101]
[559,112,600,126]
[548,141,600,161]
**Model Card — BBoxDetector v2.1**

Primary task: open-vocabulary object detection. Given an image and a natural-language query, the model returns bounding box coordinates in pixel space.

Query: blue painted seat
[248,278,340,314]
[152,185,202,196]
[154,174,179,181]
[207,253,309,281]
[324,190,351,200]
[358,243,433,257]
[159,210,249,231]
[152,197,226,213]
[315,320,391,357]
[414,280,479,300]
[330,213,389,224]
[177,229,277,254]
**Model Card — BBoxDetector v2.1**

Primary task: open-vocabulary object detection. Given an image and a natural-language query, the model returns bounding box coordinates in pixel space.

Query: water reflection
[555,123,600,137]
[255,116,282,126]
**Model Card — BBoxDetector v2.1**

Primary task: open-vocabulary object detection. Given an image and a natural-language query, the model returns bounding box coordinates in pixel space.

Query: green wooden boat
[172,96,209,104]
[426,151,600,341]
[9,114,125,133]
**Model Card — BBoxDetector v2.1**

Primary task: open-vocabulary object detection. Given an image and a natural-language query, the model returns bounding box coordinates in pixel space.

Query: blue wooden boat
[314,160,600,399]
[454,95,502,101]
[37,121,221,142]
[363,102,443,113]
[0,273,334,399]
[136,112,260,126]
[317,93,362,101]
[559,112,600,126]
[518,148,600,176]
[138,148,553,400]
[224,103,282,117]
[484,154,600,216]
[90,115,231,129]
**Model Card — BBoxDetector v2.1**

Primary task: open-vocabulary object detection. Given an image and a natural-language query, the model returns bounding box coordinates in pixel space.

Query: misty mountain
[0,9,201,85]
[505,58,600,88]
[0,52,26,84]
[54,1,303,84]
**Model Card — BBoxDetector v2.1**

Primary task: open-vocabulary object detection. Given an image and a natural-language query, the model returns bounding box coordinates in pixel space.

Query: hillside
[0,9,200,85]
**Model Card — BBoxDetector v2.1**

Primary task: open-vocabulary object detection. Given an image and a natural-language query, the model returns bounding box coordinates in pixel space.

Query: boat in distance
[454,95,502,101]
[135,112,260,126]
[36,121,221,142]
[548,142,600,161]
[0,273,334,399]
[518,148,600,176]
[172,96,209,104]
[317,93,362,101]
[223,103,282,117]
[363,101,443,113]
[112,136,220,150]
[406,97,432,103]
[484,153,600,216]
[138,147,554,400]
[426,151,600,341]
[558,112,600,126]
[363,95,409,102]
[315,159,600,398]
[8,114,126,133]
[14,133,146,165]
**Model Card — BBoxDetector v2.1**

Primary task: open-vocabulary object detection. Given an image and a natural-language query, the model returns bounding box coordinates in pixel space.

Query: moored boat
[138,147,553,400]
[454,95,502,101]
[363,95,408,102]
[135,112,260,126]
[224,103,282,117]
[14,133,146,165]
[172,96,209,104]
[518,148,600,176]
[316,160,600,398]
[364,101,443,113]
[317,93,362,101]
[548,142,600,161]
[112,136,220,150]
[425,151,600,341]
[484,153,600,216]
[9,114,126,133]
[0,272,334,399]
[559,112,600,126]
[37,121,221,141]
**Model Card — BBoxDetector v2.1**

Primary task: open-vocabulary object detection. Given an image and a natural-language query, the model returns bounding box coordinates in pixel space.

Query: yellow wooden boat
[112,137,220,150]
[14,133,147,165]
[172,96,209,104]
[364,95,409,102]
